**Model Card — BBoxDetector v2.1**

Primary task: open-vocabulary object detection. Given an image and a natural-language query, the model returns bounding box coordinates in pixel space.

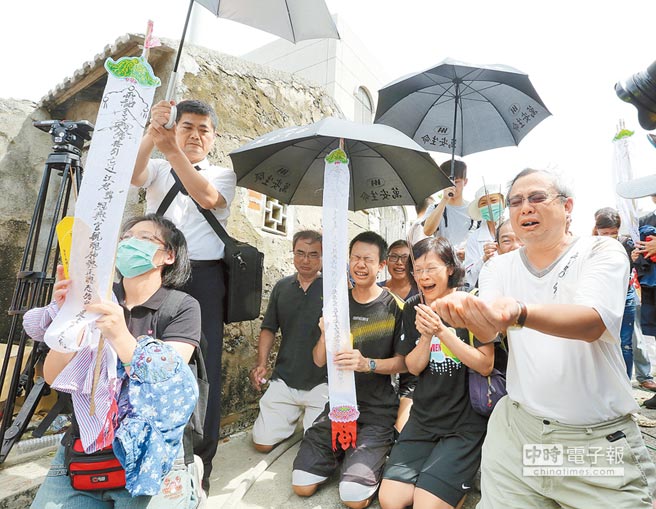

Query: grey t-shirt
[436,202,473,247]
[261,274,327,390]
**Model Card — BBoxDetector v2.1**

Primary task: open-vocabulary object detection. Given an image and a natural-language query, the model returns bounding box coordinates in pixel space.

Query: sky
[3,0,656,234]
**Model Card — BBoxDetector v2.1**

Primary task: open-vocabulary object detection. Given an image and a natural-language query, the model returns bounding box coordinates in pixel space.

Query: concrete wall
[0,100,55,341]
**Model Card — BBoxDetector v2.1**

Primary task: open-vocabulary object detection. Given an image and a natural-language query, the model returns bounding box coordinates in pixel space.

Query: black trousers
[184,260,225,482]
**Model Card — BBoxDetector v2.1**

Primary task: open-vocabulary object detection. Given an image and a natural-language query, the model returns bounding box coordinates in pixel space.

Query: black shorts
[383,418,485,506]
[292,407,394,488]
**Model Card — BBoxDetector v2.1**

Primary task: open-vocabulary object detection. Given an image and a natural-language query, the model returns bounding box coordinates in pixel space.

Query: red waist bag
[66,438,126,491]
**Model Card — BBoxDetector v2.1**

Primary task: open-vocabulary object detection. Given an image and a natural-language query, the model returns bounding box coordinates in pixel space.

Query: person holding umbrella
[423,160,473,260]
[131,99,236,492]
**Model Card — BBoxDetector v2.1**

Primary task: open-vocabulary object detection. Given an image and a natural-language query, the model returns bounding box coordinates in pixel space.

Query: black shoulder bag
[157,169,264,324]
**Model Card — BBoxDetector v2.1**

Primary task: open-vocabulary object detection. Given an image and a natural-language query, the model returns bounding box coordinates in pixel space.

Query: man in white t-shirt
[434,169,656,508]
[132,99,236,493]
[423,159,473,259]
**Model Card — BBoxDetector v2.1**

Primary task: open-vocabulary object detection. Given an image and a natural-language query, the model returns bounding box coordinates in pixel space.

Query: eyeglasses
[507,192,566,208]
[293,250,321,260]
[388,254,409,263]
[349,255,378,265]
[412,265,447,276]
[120,231,166,245]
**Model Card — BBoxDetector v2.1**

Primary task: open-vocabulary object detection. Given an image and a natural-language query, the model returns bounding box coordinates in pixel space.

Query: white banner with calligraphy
[322,148,359,450]
[612,128,640,244]
[45,56,160,352]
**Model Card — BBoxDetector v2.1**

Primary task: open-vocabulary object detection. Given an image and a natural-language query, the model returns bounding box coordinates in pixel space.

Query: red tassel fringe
[331,420,357,451]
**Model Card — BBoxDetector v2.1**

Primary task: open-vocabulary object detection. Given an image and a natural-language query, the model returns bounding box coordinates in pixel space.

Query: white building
[243,15,409,245]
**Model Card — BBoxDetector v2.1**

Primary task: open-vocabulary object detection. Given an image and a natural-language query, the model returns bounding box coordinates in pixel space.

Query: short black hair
[349,231,388,262]
[415,196,435,215]
[594,207,621,229]
[292,230,322,250]
[411,236,464,288]
[120,213,191,288]
[388,239,409,253]
[439,159,467,179]
[176,99,219,131]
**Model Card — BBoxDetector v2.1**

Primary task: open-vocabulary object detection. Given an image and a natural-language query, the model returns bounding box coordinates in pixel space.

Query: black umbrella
[374,58,551,177]
[229,117,451,211]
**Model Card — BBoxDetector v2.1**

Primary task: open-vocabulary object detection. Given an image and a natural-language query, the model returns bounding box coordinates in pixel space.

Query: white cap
[468,184,504,220]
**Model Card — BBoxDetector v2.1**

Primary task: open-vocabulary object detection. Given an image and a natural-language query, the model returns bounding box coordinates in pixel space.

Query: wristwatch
[509,301,528,329]
[368,358,377,373]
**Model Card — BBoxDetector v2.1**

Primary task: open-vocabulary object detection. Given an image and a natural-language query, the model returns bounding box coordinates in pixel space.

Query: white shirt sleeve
[141,159,168,189]
[212,168,237,210]
[407,221,427,246]
[574,237,629,344]
[463,232,484,289]
[478,254,504,303]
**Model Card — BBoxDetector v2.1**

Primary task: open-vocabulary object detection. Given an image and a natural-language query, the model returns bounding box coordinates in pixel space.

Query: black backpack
[155,289,209,464]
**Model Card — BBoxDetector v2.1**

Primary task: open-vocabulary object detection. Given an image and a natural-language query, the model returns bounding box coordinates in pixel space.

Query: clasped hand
[414,303,445,338]
[431,291,518,341]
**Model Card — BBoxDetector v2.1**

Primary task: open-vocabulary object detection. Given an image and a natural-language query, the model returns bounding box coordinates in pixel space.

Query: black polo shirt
[261,274,326,390]
[113,283,201,348]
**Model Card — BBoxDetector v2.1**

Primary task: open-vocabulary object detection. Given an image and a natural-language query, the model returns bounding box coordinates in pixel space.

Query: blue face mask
[115,237,159,279]
[479,202,504,222]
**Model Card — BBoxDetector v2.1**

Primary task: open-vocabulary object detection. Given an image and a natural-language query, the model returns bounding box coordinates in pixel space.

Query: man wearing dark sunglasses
[434,168,656,508]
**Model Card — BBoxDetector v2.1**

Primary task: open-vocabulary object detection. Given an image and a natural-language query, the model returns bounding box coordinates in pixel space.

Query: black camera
[33,119,94,153]
[615,61,656,130]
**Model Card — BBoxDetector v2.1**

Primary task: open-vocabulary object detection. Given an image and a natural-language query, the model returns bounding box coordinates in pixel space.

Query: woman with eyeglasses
[380,240,419,433]
[26,214,204,509]
[379,236,495,509]
[381,240,418,301]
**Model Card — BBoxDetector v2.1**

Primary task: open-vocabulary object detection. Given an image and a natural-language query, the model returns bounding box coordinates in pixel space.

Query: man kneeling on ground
[250,230,327,452]
[291,231,406,509]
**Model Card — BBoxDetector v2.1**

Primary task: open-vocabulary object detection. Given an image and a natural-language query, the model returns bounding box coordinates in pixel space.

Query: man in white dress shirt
[132,99,236,493]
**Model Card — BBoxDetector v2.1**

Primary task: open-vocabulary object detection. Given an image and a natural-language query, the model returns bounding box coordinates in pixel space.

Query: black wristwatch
[368,358,377,373]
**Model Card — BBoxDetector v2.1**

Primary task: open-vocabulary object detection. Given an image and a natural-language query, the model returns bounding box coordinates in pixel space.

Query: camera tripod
[0,120,93,463]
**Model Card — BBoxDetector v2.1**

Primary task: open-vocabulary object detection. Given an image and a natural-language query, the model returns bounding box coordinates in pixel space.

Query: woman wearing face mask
[463,184,505,289]
[26,214,203,509]
[379,237,494,509]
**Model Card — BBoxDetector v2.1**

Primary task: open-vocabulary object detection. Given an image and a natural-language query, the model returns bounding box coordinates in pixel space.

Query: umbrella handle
[163,71,177,130]
[164,105,177,130]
